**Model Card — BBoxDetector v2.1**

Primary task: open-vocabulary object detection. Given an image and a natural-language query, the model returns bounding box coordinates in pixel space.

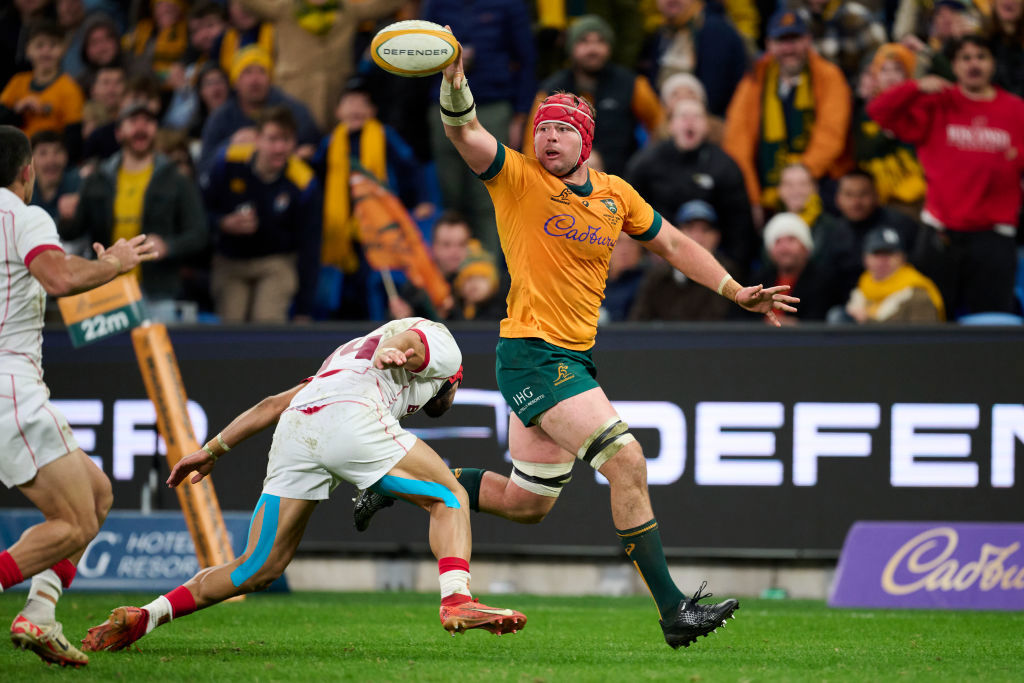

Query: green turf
[2,591,1022,681]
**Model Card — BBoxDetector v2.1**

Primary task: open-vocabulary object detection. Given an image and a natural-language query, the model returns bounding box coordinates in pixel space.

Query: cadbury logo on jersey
[543,214,616,249]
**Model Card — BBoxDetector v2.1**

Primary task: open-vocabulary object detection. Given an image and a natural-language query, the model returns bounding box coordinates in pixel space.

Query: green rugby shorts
[495,337,599,426]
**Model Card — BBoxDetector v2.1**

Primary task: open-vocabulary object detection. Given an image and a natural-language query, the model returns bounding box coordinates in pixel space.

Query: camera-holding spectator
[723,9,851,221]
[28,130,80,228]
[835,169,920,257]
[989,0,1024,97]
[629,200,737,322]
[201,106,322,323]
[234,0,404,131]
[787,0,888,82]
[528,14,665,177]
[626,98,757,277]
[315,79,433,276]
[867,35,1024,316]
[748,212,838,322]
[777,162,859,288]
[854,43,927,212]
[638,0,749,118]
[0,21,85,162]
[123,0,190,89]
[844,226,945,323]
[64,101,208,316]
[212,0,275,76]
[199,46,320,171]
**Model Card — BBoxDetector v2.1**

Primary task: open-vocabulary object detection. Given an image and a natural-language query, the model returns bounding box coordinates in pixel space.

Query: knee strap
[577,418,636,471]
[373,475,461,509]
[509,459,573,498]
[231,493,280,587]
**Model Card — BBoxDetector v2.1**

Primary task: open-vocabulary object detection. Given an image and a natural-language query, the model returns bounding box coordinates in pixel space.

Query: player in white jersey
[81,318,526,652]
[0,125,155,667]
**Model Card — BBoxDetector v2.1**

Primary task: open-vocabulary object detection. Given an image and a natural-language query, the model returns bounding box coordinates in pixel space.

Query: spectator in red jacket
[867,35,1024,316]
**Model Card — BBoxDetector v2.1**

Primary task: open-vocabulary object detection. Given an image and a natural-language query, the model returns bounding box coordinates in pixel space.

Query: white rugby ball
[370,20,460,77]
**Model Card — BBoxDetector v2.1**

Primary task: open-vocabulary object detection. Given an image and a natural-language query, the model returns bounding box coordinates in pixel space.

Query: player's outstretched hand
[441,26,465,89]
[93,234,158,273]
[167,448,217,487]
[735,284,800,327]
[375,347,416,369]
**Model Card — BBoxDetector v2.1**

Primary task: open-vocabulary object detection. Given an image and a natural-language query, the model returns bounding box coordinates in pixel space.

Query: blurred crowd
[3,0,1024,326]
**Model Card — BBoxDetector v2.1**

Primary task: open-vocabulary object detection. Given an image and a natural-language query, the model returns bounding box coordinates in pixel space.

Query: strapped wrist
[440,75,476,126]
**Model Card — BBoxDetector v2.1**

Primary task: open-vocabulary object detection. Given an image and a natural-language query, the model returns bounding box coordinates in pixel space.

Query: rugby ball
[370,20,460,77]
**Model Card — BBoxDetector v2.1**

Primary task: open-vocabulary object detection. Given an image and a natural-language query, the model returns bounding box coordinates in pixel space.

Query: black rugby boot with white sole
[660,581,739,649]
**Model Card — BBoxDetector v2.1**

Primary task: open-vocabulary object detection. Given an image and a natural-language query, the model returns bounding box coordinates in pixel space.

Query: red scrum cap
[533,92,595,169]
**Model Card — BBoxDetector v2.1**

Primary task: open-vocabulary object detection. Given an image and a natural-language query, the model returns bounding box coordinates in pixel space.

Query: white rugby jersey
[0,187,65,379]
[290,317,462,420]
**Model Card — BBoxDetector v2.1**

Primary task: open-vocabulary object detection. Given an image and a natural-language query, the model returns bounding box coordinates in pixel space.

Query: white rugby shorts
[0,375,80,488]
[262,398,417,500]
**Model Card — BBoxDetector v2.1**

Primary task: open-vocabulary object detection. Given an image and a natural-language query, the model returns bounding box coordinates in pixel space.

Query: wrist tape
[440,76,476,126]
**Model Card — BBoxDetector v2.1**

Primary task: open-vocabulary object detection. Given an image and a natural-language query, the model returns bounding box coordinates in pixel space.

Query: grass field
[2,591,1023,682]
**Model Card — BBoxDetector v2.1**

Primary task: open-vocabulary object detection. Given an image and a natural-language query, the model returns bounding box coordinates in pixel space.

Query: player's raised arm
[439,30,499,176]
[373,329,427,371]
[642,219,800,326]
[167,383,307,486]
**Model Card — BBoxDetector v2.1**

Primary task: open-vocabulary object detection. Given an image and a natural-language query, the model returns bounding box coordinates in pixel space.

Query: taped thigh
[509,459,574,497]
[576,417,636,471]
[372,474,461,509]
[231,492,281,587]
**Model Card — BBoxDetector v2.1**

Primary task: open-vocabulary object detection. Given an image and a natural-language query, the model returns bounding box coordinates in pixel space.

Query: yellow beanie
[230,45,273,85]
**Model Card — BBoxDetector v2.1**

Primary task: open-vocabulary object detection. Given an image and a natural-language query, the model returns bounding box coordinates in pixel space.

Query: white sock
[439,570,471,600]
[141,595,173,634]
[21,570,61,625]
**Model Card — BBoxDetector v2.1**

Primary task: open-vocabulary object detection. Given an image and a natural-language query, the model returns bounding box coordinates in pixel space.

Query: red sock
[164,585,197,618]
[51,559,76,589]
[438,557,471,605]
[0,551,24,590]
[438,557,469,574]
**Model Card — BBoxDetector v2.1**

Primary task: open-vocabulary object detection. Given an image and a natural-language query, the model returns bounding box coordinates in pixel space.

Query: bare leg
[11,450,106,577]
[376,439,470,561]
[532,389,654,529]
[81,495,317,652]
[185,496,317,608]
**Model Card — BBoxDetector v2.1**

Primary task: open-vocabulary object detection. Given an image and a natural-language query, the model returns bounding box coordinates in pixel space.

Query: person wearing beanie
[355,28,802,653]
[747,211,838,321]
[453,246,504,321]
[199,45,320,171]
[525,14,664,176]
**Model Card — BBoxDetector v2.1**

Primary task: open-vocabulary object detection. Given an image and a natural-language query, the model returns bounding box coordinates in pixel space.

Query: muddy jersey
[290,317,461,420]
